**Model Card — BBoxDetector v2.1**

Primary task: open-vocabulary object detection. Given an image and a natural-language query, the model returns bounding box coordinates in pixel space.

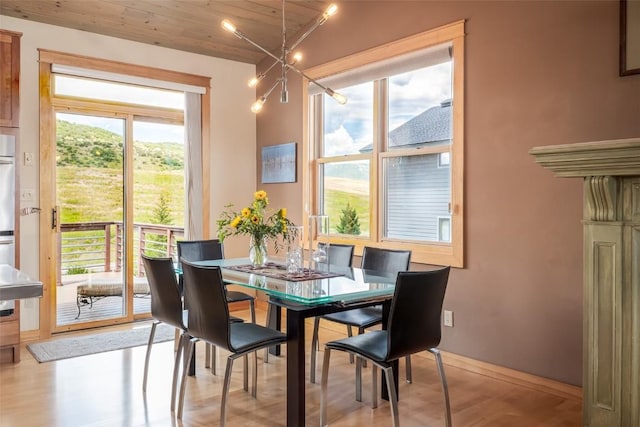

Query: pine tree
[336,203,361,235]
[152,192,173,225]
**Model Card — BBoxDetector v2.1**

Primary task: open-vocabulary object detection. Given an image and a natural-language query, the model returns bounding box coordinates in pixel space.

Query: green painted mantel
[530,138,640,427]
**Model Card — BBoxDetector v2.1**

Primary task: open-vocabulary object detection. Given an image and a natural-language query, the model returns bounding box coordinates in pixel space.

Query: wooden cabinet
[0,304,20,363]
[0,30,21,128]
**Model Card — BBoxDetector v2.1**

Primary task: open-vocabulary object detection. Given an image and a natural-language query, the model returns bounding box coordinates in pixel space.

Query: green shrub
[336,203,361,235]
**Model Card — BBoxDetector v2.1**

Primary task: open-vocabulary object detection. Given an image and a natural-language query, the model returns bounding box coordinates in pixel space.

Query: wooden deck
[57,272,151,325]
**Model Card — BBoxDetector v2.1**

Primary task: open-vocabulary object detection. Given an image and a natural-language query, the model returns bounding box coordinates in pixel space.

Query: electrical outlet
[20,188,34,201]
[24,152,34,166]
[443,310,454,327]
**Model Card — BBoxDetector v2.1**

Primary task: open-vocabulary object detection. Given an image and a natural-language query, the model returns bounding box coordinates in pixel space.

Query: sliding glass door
[51,76,185,331]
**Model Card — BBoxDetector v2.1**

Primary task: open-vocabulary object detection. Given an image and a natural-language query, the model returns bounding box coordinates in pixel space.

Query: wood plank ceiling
[0,0,331,64]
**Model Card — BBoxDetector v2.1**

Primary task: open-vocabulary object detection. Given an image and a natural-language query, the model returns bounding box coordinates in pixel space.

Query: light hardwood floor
[0,307,581,426]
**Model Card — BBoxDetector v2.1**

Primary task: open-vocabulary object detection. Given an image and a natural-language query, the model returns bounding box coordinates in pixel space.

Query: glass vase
[249,235,268,267]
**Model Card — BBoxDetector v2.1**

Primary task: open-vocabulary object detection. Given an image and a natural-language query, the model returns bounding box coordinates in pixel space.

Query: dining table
[189,257,399,427]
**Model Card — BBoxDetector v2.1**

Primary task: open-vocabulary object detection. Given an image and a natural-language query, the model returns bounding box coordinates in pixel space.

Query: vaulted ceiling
[0,0,331,64]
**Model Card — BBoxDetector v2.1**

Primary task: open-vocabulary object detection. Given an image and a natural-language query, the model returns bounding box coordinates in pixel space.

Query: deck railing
[58,221,184,283]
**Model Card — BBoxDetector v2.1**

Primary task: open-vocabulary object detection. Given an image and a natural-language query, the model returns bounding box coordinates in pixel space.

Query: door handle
[51,206,60,231]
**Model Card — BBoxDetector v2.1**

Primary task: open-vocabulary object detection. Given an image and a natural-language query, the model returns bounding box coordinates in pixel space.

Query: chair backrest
[386,267,450,361]
[141,254,186,331]
[177,239,224,262]
[361,246,412,275]
[319,243,355,267]
[180,258,232,351]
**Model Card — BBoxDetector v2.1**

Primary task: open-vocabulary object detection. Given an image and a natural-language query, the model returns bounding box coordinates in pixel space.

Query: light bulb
[251,98,265,113]
[221,20,237,34]
[248,77,259,88]
[326,88,347,105]
[323,4,338,20]
[332,92,347,104]
[292,52,302,63]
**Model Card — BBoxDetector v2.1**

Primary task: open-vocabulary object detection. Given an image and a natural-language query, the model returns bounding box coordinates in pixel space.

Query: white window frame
[302,20,465,267]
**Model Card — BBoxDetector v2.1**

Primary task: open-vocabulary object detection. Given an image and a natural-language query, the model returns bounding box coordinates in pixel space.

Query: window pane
[323,81,374,156]
[54,75,184,110]
[383,154,450,242]
[321,160,370,237]
[388,62,452,150]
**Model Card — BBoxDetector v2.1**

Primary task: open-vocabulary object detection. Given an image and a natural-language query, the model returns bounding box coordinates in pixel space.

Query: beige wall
[0,16,257,330]
[255,1,640,385]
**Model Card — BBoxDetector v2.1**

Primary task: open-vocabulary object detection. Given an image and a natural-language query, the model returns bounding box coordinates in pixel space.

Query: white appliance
[0,134,16,316]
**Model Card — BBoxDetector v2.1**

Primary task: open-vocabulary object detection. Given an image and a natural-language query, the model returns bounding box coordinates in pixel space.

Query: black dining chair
[307,243,354,380]
[318,242,355,268]
[177,239,256,323]
[140,254,188,412]
[320,267,452,427]
[177,260,288,425]
[177,239,257,374]
[310,246,412,386]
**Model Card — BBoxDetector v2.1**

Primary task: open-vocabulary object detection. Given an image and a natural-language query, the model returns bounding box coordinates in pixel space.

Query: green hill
[56,120,183,170]
[56,120,185,225]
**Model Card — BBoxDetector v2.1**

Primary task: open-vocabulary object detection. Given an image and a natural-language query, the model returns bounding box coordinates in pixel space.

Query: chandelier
[222,0,347,113]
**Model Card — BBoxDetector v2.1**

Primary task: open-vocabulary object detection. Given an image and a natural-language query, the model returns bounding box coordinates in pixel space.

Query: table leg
[267,302,282,356]
[286,310,306,427]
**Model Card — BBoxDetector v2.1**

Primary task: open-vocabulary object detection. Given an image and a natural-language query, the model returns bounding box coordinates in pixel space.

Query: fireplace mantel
[530,137,640,427]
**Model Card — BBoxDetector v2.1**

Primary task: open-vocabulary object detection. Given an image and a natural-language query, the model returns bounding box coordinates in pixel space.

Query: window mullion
[372,78,387,243]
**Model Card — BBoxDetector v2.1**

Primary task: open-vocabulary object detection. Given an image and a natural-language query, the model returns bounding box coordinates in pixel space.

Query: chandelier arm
[237,31,284,64]
[262,78,282,101]
[288,18,325,52]
[261,58,281,78]
[286,63,330,93]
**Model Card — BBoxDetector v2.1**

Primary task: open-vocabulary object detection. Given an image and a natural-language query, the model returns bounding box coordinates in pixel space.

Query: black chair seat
[229,315,244,323]
[321,306,383,329]
[230,322,287,354]
[226,290,255,303]
[326,330,389,362]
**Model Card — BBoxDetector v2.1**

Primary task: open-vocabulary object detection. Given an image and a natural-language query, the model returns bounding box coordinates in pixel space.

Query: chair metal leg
[252,351,258,398]
[430,349,452,427]
[320,348,332,427]
[264,305,271,363]
[382,365,400,427]
[243,354,249,392]
[310,317,321,383]
[177,338,197,419]
[205,343,211,369]
[142,321,158,394]
[355,355,363,402]
[212,345,217,375]
[170,333,185,412]
[405,355,412,384]
[174,328,180,352]
[347,326,354,364]
[221,356,235,427]
[371,363,378,409]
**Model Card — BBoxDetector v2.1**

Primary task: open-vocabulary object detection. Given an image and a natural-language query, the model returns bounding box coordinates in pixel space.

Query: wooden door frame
[38,50,211,337]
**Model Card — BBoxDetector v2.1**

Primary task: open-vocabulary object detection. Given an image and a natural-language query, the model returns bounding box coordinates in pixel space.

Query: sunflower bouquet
[217,190,296,263]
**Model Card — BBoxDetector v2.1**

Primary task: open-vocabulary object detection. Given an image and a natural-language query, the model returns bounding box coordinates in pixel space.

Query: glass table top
[184,258,397,306]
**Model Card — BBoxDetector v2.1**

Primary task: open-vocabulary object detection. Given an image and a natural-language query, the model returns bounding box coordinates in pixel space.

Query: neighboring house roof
[360,99,452,152]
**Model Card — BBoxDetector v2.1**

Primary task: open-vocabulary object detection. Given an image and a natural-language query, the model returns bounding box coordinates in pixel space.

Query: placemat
[226,262,343,282]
